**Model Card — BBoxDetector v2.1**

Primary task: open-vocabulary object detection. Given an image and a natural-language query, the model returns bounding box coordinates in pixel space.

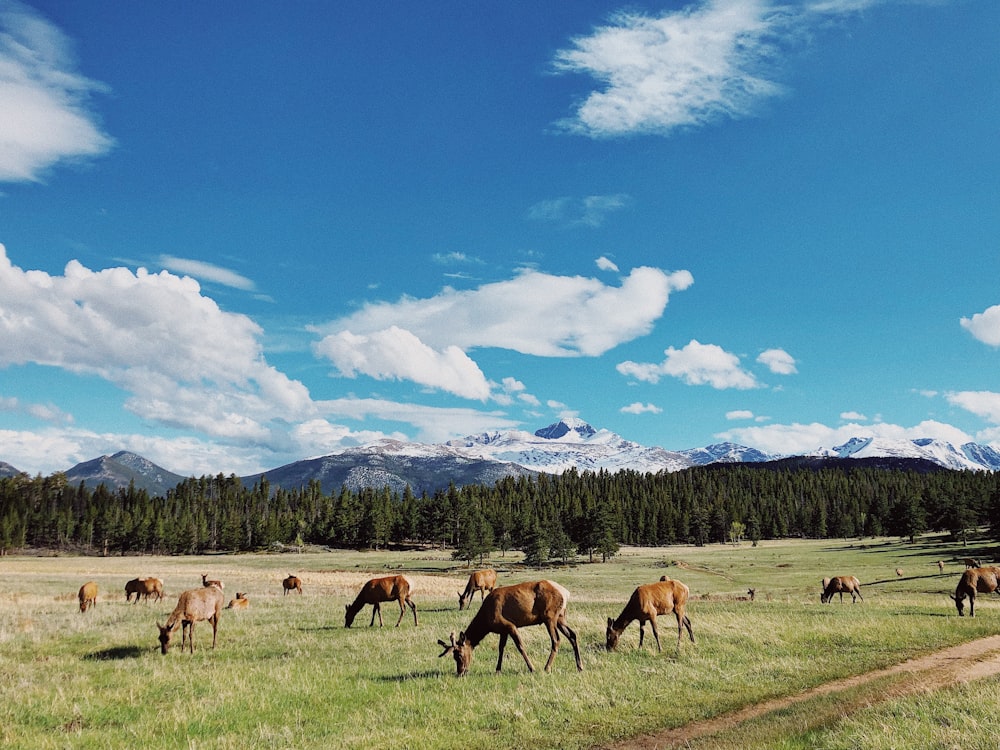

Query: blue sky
[1,0,999,476]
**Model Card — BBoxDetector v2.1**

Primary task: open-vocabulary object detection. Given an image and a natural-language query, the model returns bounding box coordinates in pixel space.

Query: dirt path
[602,634,1000,749]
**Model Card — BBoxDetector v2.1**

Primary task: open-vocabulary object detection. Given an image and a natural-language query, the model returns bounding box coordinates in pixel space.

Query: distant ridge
[8,419,1000,495]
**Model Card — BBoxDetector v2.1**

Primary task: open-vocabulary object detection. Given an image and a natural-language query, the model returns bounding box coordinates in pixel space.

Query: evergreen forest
[1,463,998,562]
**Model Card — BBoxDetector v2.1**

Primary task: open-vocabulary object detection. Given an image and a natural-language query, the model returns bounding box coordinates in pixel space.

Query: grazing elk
[458,569,497,610]
[962,558,982,569]
[125,577,163,603]
[951,566,1000,617]
[820,576,864,604]
[938,560,946,573]
[78,581,98,613]
[157,585,225,654]
[201,574,224,590]
[345,575,417,628]
[606,578,694,654]
[282,575,302,595]
[438,580,583,676]
[226,592,249,610]
[736,588,756,601]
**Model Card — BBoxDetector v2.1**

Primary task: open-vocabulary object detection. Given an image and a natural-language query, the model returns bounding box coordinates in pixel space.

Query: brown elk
[895,568,904,577]
[962,558,982,569]
[821,576,864,604]
[125,577,163,603]
[438,580,583,676]
[201,573,224,590]
[157,585,225,654]
[938,560,946,573]
[226,592,249,610]
[345,575,417,627]
[282,575,302,595]
[606,578,694,654]
[951,566,1000,617]
[458,569,497,610]
[78,581,98,613]
[736,588,756,602]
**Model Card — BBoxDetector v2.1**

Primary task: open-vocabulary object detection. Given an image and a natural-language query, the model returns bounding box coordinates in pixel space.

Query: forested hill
[0,462,996,558]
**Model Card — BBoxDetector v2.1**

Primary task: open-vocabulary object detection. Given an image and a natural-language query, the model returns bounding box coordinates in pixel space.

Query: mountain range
[4,417,1000,496]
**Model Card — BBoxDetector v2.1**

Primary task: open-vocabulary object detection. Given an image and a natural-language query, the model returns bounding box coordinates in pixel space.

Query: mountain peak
[534,418,597,440]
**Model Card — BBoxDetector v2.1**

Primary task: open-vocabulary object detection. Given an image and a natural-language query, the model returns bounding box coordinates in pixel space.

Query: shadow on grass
[83,645,146,661]
[373,669,446,682]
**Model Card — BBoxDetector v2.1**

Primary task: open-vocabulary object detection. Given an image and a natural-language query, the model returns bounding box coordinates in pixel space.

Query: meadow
[1,535,998,749]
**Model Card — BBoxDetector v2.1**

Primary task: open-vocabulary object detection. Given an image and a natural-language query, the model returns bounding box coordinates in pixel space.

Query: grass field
[1,534,998,749]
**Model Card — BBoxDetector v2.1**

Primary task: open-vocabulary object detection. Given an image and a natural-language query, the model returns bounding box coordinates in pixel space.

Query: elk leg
[638,621,646,648]
[507,626,535,673]
[408,597,418,626]
[496,632,509,672]
[647,614,662,652]
[395,597,406,627]
[557,619,583,671]
[543,622,561,672]
[210,614,218,649]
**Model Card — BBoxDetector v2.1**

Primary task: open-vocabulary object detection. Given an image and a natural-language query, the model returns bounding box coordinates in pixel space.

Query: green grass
[0,535,995,749]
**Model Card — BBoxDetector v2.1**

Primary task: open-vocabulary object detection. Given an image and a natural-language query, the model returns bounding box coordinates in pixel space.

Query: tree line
[1,462,998,560]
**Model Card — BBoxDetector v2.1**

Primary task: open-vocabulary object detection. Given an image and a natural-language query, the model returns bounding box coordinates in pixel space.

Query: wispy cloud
[0,0,113,181]
[596,256,619,272]
[621,402,662,415]
[552,0,882,138]
[840,411,867,421]
[618,339,759,389]
[158,255,256,291]
[528,194,630,227]
[946,391,1000,425]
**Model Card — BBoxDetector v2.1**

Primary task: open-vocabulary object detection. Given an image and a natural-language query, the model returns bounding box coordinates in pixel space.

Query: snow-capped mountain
[810,437,999,472]
[446,418,692,474]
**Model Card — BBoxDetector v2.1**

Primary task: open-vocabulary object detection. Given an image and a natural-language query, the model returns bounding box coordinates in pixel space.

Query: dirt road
[603,635,1000,749]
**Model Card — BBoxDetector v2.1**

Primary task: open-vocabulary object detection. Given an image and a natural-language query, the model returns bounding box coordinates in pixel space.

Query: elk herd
[69,555,1000,672]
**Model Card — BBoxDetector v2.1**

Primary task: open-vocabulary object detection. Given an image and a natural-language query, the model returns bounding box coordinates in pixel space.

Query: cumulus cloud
[313,266,693,365]
[158,255,255,291]
[596,256,619,272]
[757,348,797,375]
[960,305,1000,347]
[0,245,313,442]
[726,410,754,420]
[620,402,662,415]
[314,326,491,401]
[552,0,884,138]
[946,391,1000,425]
[0,1,113,181]
[617,339,759,389]
[528,194,630,227]
[718,419,975,457]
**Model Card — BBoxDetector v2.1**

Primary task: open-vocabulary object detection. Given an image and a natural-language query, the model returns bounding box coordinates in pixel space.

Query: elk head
[605,618,622,651]
[157,621,177,654]
[437,631,473,676]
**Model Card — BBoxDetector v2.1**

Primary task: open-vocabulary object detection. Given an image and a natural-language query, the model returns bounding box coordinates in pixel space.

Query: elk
[78,581,98,613]
[895,568,904,578]
[938,560,946,573]
[606,578,694,654]
[438,580,583,676]
[458,569,497,610]
[820,576,864,604]
[157,585,225,654]
[125,577,163,603]
[951,566,1000,617]
[282,575,302,595]
[201,574,224,590]
[962,558,982,569]
[226,592,249,610]
[736,588,756,602]
[345,575,417,627]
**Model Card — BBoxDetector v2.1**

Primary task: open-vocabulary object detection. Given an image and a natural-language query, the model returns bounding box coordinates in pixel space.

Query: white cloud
[527,194,630,227]
[313,326,491,400]
[553,0,786,138]
[617,339,759,389]
[718,419,975,456]
[0,245,314,442]
[840,411,867,421]
[946,391,1000,425]
[620,402,662,415]
[726,410,754,420]
[313,265,693,360]
[757,348,797,375]
[960,305,1000,346]
[552,0,886,139]
[158,255,255,291]
[0,1,113,181]
[596,256,619,272]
